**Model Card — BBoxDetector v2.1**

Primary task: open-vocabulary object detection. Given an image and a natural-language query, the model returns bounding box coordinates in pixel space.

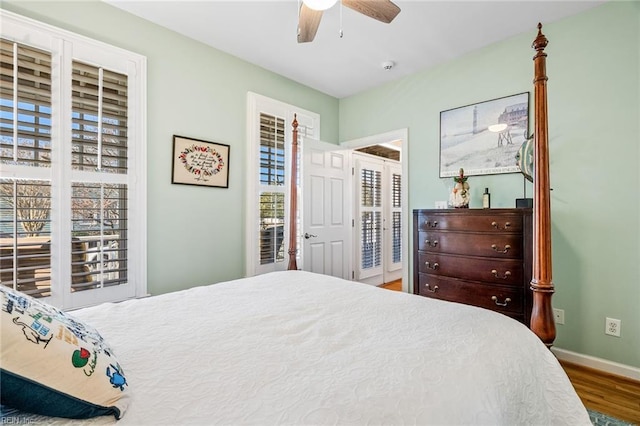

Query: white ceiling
[104,0,605,99]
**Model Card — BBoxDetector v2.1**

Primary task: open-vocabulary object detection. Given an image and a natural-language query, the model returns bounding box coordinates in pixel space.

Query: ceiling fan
[297,0,401,43]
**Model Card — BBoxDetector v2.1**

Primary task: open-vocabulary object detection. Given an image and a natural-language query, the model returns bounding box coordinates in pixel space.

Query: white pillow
[0,285,130,419]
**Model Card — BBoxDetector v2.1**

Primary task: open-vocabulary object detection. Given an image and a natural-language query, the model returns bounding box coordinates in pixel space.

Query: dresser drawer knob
[491,269,512,279]
[425,261,439,270]
[426,220,439,228]
[491,221,511,230]
[424,284,439,293]
[491,296,512,306]
[491,244,511,253]
[425,239,438,247]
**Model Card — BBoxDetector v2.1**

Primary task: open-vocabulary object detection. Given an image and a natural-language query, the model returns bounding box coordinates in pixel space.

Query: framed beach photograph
[172,135,230,188]
[439,92,529,177]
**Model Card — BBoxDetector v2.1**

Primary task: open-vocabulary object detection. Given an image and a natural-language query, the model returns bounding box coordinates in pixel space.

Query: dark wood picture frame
[439,92,529,177]
[171,135,230,188]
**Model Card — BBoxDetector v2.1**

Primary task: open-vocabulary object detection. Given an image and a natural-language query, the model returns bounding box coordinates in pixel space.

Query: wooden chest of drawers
[413,208,533,325]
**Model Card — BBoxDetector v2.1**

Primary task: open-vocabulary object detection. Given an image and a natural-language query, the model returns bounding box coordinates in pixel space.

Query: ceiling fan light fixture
[303,0,338,11]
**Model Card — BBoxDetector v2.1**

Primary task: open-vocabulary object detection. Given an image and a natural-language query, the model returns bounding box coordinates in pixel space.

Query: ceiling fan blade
[341,0,401,24]
[298,3,323,43]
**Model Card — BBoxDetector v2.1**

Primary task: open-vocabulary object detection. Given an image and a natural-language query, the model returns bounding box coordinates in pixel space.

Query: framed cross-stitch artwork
[171,135,230,188]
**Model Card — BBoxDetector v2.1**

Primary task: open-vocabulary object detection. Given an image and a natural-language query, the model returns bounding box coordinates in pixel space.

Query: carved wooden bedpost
[287,114,299,270]
[530,23,555,347]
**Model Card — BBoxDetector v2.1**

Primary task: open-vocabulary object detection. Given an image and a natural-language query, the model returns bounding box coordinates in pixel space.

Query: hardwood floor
[380,279,402,291]
[560,360,640,424]
[379,281,640,423]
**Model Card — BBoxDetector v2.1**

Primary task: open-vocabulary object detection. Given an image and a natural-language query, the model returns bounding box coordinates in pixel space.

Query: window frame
[0,10,147,309]
[245,92,319,277]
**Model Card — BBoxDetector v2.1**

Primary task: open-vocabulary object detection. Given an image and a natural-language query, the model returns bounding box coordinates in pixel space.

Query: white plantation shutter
[390,171,402,264]
[383,162,402,282]
[0,11,146,309]
[70,183,128,291]
[72,62,128,173]
[258,113,286,265]
[359,164,383,278]
[0,38,54,298]
[259,113,285,186]
[70,62,130,294]
[0,39,52,166]
[0,180,52,297]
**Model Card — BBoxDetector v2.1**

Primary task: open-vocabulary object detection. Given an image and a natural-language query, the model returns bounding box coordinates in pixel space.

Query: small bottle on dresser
[482,187,491,208]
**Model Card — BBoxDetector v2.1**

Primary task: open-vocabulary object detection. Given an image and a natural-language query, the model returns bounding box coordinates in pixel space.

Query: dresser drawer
[417,252,523,286]
[417,273,524,315]
[418,231,523,258]
[416,212,523,233]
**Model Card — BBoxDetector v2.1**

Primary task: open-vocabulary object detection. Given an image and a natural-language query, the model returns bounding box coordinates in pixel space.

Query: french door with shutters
[354,153,402,285]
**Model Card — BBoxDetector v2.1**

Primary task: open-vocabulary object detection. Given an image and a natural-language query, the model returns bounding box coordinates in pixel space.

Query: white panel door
[302,139,351,279]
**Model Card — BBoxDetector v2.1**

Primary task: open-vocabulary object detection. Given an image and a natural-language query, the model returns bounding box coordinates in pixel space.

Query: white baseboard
[552,347,640,381]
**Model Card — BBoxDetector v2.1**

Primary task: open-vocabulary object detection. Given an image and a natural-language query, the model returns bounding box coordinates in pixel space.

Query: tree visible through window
[0,39,53,297]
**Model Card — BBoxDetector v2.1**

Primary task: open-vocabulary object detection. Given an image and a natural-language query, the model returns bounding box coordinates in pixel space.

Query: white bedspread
[6,271,590,425]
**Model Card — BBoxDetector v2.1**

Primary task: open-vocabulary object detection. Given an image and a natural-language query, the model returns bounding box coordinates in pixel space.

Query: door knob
[304,233,318,239]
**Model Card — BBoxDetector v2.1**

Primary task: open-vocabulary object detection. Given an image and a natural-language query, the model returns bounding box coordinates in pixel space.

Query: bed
[1,25,590,426]
[3,270,589,425]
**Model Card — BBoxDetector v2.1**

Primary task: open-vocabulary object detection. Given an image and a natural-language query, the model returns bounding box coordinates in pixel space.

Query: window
[259,113,286,265]
[246,93,319,276]
[0,11,146,309]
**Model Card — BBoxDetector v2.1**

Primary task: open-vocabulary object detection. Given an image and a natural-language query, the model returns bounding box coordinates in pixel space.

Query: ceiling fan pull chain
[339,1,344,38]
[299,0,303,37]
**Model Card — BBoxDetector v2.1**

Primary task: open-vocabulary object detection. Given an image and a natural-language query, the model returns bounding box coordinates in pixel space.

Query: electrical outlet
[605,317,621,337]
[553,308,565,325]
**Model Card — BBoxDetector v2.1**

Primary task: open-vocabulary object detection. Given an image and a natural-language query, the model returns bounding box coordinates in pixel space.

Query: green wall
[2,1,638,368]
[340,1,640,368]
[1,1,339,295]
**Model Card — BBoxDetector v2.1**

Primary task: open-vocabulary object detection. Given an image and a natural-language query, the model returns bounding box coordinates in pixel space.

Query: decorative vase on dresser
[412,208,533,325]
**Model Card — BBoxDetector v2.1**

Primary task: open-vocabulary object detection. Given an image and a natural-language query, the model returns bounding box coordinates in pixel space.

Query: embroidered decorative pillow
[0,286,130,419]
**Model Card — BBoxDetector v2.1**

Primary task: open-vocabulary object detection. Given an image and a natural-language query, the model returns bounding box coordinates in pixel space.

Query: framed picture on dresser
[439,92,529,177]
